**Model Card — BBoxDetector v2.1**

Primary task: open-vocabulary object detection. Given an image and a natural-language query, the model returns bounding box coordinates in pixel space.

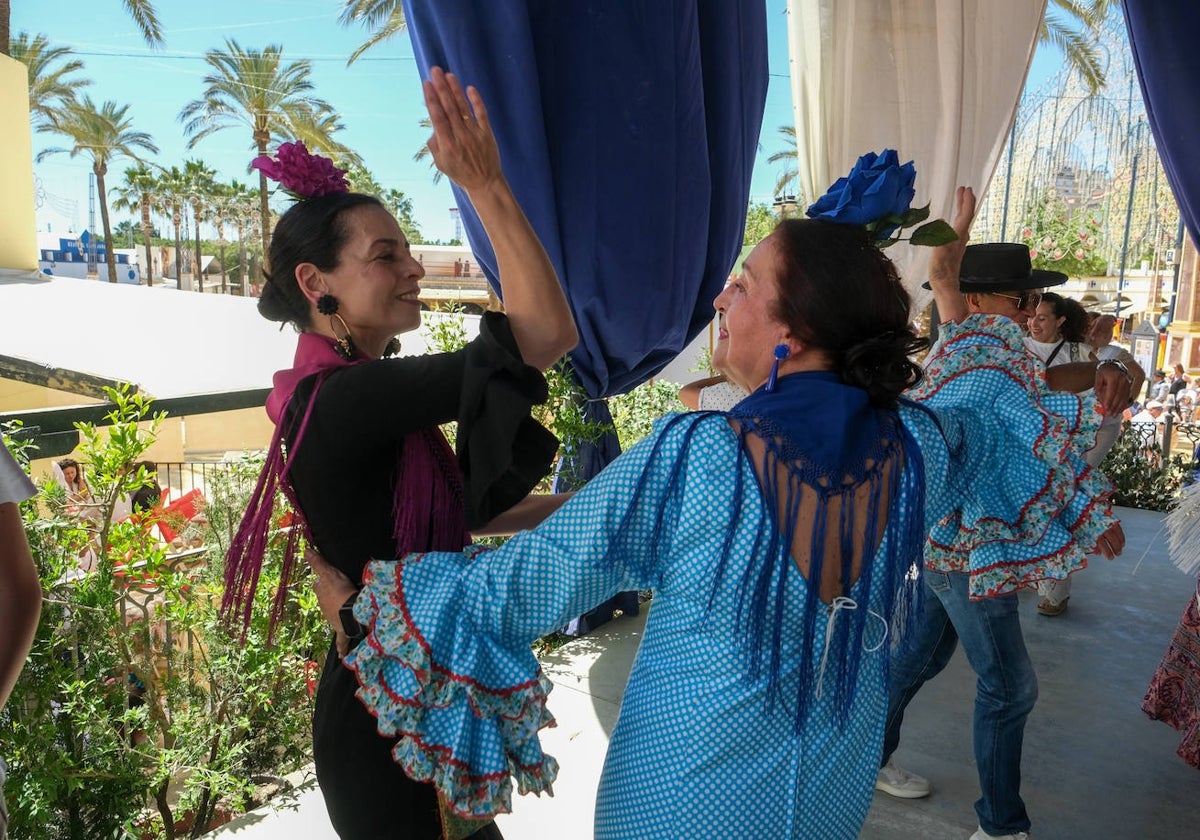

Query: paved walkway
[211,506,1199,839]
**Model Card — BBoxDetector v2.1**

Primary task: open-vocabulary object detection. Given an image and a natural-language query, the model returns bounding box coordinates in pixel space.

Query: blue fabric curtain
[1122,1,1200,244]
[402,0,768,398]
[404,0,767,634]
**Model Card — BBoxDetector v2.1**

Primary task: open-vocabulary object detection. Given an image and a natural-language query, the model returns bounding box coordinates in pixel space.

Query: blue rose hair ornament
[806,149,958,248]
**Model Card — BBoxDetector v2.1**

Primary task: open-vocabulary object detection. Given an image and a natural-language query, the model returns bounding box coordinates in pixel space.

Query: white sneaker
[969,827,1031,839]
[875,760,931,798]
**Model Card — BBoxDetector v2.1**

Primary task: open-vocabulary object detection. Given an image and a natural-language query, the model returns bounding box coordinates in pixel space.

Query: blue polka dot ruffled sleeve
[907,314,1118,599]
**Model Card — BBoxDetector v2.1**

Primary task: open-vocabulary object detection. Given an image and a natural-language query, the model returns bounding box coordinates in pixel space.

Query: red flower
[252,141,350,198]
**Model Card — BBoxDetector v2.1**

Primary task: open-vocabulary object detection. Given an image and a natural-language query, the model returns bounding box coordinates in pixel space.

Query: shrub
[1100,421,1192,512]
[2,389,324,840]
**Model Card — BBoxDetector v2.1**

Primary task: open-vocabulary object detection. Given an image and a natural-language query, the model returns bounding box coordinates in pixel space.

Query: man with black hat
[876,187,1129,840]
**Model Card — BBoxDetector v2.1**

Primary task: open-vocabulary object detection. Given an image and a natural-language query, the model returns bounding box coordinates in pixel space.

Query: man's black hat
[923,243,1068,291]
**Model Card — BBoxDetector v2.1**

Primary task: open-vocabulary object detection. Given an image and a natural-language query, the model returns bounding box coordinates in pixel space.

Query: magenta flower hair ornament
[251,141,351,200]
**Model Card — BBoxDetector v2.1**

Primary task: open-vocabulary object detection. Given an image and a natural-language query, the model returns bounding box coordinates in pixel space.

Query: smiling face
[712,233,793,392]
[1029,301,1066,342]
[302,204,425,356]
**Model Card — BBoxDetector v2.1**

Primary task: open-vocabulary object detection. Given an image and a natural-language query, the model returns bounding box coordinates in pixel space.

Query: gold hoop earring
[330,313,357,360]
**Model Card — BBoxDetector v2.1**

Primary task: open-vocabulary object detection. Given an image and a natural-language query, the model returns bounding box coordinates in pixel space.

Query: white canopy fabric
[0,270,477,401]
[785,0,1047,306]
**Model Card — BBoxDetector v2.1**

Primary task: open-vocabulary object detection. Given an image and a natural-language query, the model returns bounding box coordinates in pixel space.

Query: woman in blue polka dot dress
[311,206,1116,839]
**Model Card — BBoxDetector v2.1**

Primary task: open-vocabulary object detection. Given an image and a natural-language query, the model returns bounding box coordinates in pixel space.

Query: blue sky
[15,1,1060,244]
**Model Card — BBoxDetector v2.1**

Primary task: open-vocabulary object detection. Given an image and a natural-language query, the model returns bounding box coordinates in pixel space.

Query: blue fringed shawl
[606,371,926,732]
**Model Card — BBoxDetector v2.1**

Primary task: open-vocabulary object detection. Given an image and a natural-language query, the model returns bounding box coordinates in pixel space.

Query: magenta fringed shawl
[223,332,469,634]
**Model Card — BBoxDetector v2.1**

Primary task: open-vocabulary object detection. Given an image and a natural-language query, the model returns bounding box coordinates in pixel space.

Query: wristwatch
[338,590,366,646]
[1096,358,1135,385]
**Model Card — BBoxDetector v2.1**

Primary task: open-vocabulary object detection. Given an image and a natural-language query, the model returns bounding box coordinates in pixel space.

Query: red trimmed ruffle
[343,551,558,819]
[913,315,1117,598]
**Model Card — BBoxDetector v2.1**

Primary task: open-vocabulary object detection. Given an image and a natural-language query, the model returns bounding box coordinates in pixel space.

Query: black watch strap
[338,590,366,643]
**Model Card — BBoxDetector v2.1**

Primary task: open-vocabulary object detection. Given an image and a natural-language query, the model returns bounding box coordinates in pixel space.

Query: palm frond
[122,0,165,48]
[774,170,799,200]
[10,32,92,127]
[340,1,406,65]
[338,0,399,29]
[1040,13,1106,93]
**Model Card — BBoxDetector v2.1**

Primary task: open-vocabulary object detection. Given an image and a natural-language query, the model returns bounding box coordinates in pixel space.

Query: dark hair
[257,192,386,329]
[130,460,161,513]
[1039,292,1087,342]
[769,219,927,406]
[57,458,89,494]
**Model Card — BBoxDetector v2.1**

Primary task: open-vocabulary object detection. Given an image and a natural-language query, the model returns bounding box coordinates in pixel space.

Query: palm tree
[156,165,189,288]
[383,187,421,243]
[338,0,406,65]
[208,181,233,293]
[224,180,259,295]
[766,125,800,205]
[183,158,216,293]
[1,1,164,58]
[9,32,90,129]
[111,163,162,286]
[1040,0,1116,94]
[38,97,158,283]
[179,38,354,254]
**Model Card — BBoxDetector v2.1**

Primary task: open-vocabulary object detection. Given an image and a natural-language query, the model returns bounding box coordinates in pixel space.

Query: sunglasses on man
[988,291,1042,310]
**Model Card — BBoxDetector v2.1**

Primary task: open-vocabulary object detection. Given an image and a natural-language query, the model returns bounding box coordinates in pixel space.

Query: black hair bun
[841,330,929,406]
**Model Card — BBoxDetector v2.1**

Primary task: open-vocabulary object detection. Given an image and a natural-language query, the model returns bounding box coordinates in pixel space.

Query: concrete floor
[211,506,1199,839]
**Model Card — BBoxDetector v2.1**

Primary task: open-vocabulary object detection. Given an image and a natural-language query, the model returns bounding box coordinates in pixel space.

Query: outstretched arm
[1045,361,1134,415]
[424,67,578,370]
[926,186,976,325]
[470,492,575,537]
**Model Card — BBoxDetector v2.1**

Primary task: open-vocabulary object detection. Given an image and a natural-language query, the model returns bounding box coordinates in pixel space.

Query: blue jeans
[881,571,1038,836]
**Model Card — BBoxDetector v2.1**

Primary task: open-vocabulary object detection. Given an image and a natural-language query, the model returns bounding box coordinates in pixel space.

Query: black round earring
[316,294,339,315]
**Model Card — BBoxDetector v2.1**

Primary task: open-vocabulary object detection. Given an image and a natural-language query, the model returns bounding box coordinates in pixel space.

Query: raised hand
[423,66,502,194]
[927,186,977,324]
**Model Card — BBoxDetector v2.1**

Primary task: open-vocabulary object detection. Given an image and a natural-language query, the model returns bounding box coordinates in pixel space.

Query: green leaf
[897,203,931,227]
[873,237,902,249]
[909,220,959,247]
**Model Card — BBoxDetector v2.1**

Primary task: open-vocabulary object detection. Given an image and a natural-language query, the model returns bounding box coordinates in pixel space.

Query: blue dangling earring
[765,343,790,393]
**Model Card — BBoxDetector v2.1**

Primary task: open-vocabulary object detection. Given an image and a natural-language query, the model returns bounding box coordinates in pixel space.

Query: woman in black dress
[225,67,577,839]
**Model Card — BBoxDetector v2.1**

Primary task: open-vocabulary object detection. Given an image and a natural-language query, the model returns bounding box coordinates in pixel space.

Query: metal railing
[1123,415,1200,465]
[155,461,229,501]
